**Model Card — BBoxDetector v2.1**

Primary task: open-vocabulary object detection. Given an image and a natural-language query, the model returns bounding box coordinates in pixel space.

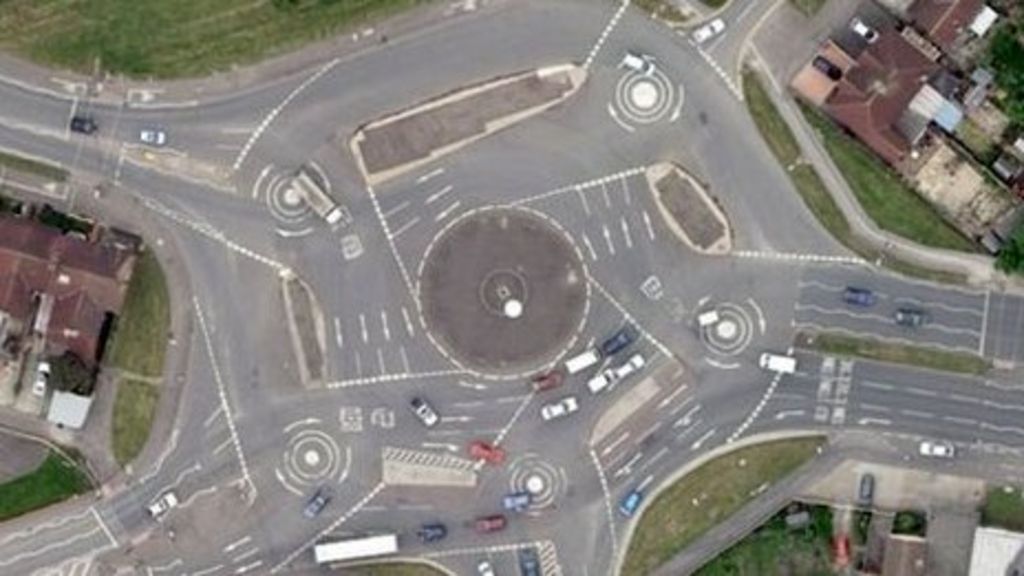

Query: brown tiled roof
[0,216,135,363]
[824,28,939,166]
[908,0,984,50]
[882,534,928,576]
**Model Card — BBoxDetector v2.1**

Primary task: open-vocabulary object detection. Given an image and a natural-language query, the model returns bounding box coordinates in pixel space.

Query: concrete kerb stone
[611,429,829,575]
[349,64,587,186]
[280,274,327,389]
[343,556,458,576]
[645,162,733,255]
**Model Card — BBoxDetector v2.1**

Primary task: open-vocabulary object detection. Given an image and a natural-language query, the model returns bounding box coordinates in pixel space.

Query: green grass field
[621,437,825,576]
[107,249,171,378]
[0,0,430,79]
[345,564,446,576]
[0,150,68,182]
[0,452,92,521]
[790,0,827,17]
[795,331,991,375]
[112,379,160,467]
[695,505,833,575]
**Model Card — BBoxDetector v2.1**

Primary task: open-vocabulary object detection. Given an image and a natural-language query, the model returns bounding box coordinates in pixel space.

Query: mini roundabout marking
[507,453,568,514]
[700,302,759,357]
[274,421,352,497]
[252,163,327,238]
[608,68,684,131]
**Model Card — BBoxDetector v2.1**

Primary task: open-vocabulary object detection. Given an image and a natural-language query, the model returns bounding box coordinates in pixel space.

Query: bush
[997,223,1024,274]
[49,352,95,395]
[987,26,1024,126]
[893,510,927,537]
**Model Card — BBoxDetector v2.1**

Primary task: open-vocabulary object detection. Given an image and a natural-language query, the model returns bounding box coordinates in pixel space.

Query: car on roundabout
[302,487,331,519]
[502,491,532,513]
[469,440,506,465]
[620,51,657,76]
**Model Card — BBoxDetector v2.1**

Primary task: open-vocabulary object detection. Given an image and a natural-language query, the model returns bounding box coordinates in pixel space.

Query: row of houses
[791,0,1022,251]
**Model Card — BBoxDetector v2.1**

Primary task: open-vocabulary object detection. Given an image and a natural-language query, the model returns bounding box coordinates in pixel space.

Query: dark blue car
[842,287,876,307]
[418,522,448,543]
[600,327,636,357]
[518,547,541,576]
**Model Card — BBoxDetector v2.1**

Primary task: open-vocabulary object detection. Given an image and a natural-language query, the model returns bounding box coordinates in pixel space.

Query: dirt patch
[649,164,731,254]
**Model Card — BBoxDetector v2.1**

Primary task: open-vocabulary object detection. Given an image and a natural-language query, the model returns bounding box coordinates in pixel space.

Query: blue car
[503,491,532,512]
[842,287,876,307]
[600,327,636,357]
[618,489,644,517]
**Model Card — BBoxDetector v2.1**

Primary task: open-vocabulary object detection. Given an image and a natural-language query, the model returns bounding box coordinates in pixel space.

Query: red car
[468,441,506,465]
[530,370,564,392]
[474,514,507,534]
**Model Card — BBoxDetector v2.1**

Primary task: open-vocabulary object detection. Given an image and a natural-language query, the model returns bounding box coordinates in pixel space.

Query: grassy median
[346,564,446,576]
[0,150,68,182]
[795,331,991,375]
[742,70,968,285]
[107,249,170,378]
[0,0,431,78]
[621,437,825,576]
[0,452,92,521]
[112,379,160,467]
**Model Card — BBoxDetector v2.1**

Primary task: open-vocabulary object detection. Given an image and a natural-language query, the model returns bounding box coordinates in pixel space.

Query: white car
[540,396,579,421]
[612,353,645,379]
[850,17,878,43]
[919,440,955,459]
[147,491,179,518]
[588,354,646,394]
[477,560,496,576]
[692,18,725,45]
[139,128,167,147]
[620,51,656,76]
[32,361,51,397]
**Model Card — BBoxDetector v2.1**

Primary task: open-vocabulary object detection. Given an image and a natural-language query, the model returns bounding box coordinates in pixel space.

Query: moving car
[530,370,563,392]
[519,547,541,576]
[502,491,532,512]
[32,360,51,397]
[600,327,636,357]
[894,307,929,327]
[303,487,331,518]
[474,514,507,534]
[147,491,179,518]
[919,440,955,458]
[477,560,496,576]
[692,18,725,45]
[758,352,797,374]
[469,440,506,465]
[540,395,579,421]
[619,488,644,517]
[850,17,879,43]
[842,286,877,307]
[410,397,440,428]
[620,51,656,76]
[565,349,600,374]
[139,128,167,147]
[418,523,448,543]
[69,115,98,135]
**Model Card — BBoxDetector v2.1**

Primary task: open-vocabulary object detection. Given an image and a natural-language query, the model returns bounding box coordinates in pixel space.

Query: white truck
[288,167,351,227]
[758,352,797,374]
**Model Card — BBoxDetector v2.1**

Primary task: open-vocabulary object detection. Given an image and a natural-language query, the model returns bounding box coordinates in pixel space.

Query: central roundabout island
[418,206,590,377]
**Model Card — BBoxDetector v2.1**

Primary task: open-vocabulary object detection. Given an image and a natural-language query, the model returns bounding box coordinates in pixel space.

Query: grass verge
[699,0,730,8]
[112,379,160,467]
[0,452,92,521]
[694,505,833,575]
[107,250,170,378]
[633,0,690,23]
[621,437,825,576]
[0,0,433,79]
[790,0,827,17]
[0,150,68,182]
[795,331,991,375]
[982,486,1024,532]
[741,69,969,285]
[344,564,446,576]
[800,103,976,253]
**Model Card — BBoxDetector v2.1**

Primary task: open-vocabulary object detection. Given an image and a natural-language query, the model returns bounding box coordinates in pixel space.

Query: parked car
[850,17,879,43]
[619,488,644,517]
[139,128,167,147]
[32,361,51,397]
[692,18,726,45]
[842,286,877,307]
[69,115,98,135]
[518,547,541,576]
[147,491,179,518]
[620,51,656,76]
[857,473,875,506]
[474,514,507,534]
[502,491,532,512]
[894,307,929,327]
[469,440,506,465]
[600,327,636,357]
[418,523,448,543]
[540,395,579,421]
[530,370,564,392]
[302,487,331,518]
[410,396,440,427]
[812,55,842,81]
[565,348,600,374]
[477,560,496,576]
[919,440,955,458]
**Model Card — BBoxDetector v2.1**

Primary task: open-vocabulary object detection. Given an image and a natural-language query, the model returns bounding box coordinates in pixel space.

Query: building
[969,526,1024,575]
[882,534,928,576]
[908,0,997,53]
[46,390,94,429]
[0,216,136,365]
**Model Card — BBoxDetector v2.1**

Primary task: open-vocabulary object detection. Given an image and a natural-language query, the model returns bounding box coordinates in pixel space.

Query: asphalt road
[0,0,1023,575]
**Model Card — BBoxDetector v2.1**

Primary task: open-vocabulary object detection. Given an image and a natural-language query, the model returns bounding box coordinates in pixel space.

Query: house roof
[908,0,984,50]
[969,526,1024,576]
[46,391,93,429]
[883,534,928,576]
[0,216,135,363]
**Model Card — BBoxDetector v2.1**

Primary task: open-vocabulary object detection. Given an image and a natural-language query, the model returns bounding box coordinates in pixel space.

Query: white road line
[381,310,391,342]
[582,234,598,261]
[232,547,259,564]
[203,407,223,428]
[602,224,615,255]
[425,184,454,205]
[601,182,612,208]
[90,508,117,547]
[325,369,468,389]
[399,345,411,373]
[366,184,418,298]
[402,306,416,337]
[861,381,894,391]
[943,415,978,426]
[435,200,462,222]
[601,431,632,457]
[577,187,592,216]
[359,314,368,344]
[193,565,226,576]
[376,348,386,374]
[590,278,674,358]
[390,216,420,239]
[382,200,410,218]
[980,289,991,356]
[235,559,263,574]
[333,317,343,349]
[620,217,633,249]
[0,527,103,567]
[224,536,252,553]
[860,403,891,413]
[691,429,717,451]
[621,176,632,205]
[657,384,689,411]
[582,0,631,70]
[642,210,656,241]
[901,409,935,419]
[416,167,445,184]
[64,97,79,140]
[587,449,619,555]
[492,393,534,447]
[354,350,363,378]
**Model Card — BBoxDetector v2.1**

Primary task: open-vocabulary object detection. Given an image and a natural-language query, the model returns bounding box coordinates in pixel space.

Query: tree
[997,225,1024,274]
[49,352,95,395]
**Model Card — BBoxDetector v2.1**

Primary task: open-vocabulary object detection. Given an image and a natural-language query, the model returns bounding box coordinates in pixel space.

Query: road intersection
[1,1,1024,575]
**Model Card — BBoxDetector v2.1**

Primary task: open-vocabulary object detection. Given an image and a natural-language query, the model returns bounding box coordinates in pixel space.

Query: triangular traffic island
[646,162,733,255]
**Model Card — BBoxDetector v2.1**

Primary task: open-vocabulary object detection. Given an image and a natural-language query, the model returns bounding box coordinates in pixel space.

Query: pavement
[0,0,1023,575]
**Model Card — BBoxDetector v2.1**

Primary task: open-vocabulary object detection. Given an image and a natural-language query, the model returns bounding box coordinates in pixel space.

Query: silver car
[139,128,167,147]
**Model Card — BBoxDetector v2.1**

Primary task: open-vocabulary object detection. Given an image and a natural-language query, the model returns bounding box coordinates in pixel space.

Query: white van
[758,353,797,374]
[565,349,600,374]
